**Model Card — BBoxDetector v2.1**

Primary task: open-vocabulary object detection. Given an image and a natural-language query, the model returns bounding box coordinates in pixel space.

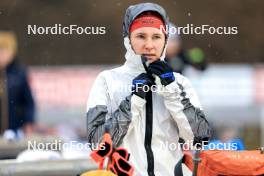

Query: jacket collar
[123,37,146,73]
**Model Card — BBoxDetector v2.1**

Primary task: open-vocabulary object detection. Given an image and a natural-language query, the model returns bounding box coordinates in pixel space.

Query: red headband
[129,14,165,34]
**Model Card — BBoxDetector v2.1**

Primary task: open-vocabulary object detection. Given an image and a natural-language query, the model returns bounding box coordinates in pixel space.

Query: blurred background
[0,0,263,175]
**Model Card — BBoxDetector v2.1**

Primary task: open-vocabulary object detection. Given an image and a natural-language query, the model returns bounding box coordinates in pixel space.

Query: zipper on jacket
[144,90,155,176]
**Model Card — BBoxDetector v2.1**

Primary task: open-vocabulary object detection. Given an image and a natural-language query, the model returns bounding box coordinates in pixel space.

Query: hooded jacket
[87,3,211,176]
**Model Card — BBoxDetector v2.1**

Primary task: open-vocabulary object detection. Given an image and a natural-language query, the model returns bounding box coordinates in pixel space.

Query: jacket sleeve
[157,73,212,146]
[86,72,144,148]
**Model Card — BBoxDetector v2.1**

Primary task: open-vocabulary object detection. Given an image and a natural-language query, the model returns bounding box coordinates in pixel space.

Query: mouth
[143,54,157,60]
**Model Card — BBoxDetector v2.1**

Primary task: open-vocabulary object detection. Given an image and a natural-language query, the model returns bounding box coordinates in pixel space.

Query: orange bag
[184,150,264,176]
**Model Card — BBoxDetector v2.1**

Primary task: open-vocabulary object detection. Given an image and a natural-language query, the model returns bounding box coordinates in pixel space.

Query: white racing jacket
[87,3,211,176]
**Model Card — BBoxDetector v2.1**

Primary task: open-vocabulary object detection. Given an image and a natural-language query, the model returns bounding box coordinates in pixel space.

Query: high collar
[123,37,145,73]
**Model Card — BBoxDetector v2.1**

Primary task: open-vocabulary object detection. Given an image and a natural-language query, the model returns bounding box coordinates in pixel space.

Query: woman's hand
[132,73,155,99]
[148,60,175,86]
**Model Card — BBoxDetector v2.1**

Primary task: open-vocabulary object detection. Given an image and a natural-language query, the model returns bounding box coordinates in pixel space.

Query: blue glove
[148,60,175,86]
[132,73,155,99]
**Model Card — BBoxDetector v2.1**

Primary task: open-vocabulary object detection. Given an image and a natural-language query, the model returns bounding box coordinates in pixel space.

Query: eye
[153,34,162,39]
[136,34,145,39]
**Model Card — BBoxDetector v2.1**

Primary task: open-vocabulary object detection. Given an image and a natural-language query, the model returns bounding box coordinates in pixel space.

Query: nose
[144,38,154,51]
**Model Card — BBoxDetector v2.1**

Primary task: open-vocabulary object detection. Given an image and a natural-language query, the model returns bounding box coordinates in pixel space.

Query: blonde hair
[0,31,18,57]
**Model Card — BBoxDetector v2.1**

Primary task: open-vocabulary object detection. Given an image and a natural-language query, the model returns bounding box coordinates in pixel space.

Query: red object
[115,147,130,161]
[129,13,165,33]
[90,133,134,175]
[108,152,134,176]
[90,133,113,169]
[184,150,264,176]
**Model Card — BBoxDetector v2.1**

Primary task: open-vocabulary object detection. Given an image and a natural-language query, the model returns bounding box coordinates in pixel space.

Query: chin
[146,57,159,63]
